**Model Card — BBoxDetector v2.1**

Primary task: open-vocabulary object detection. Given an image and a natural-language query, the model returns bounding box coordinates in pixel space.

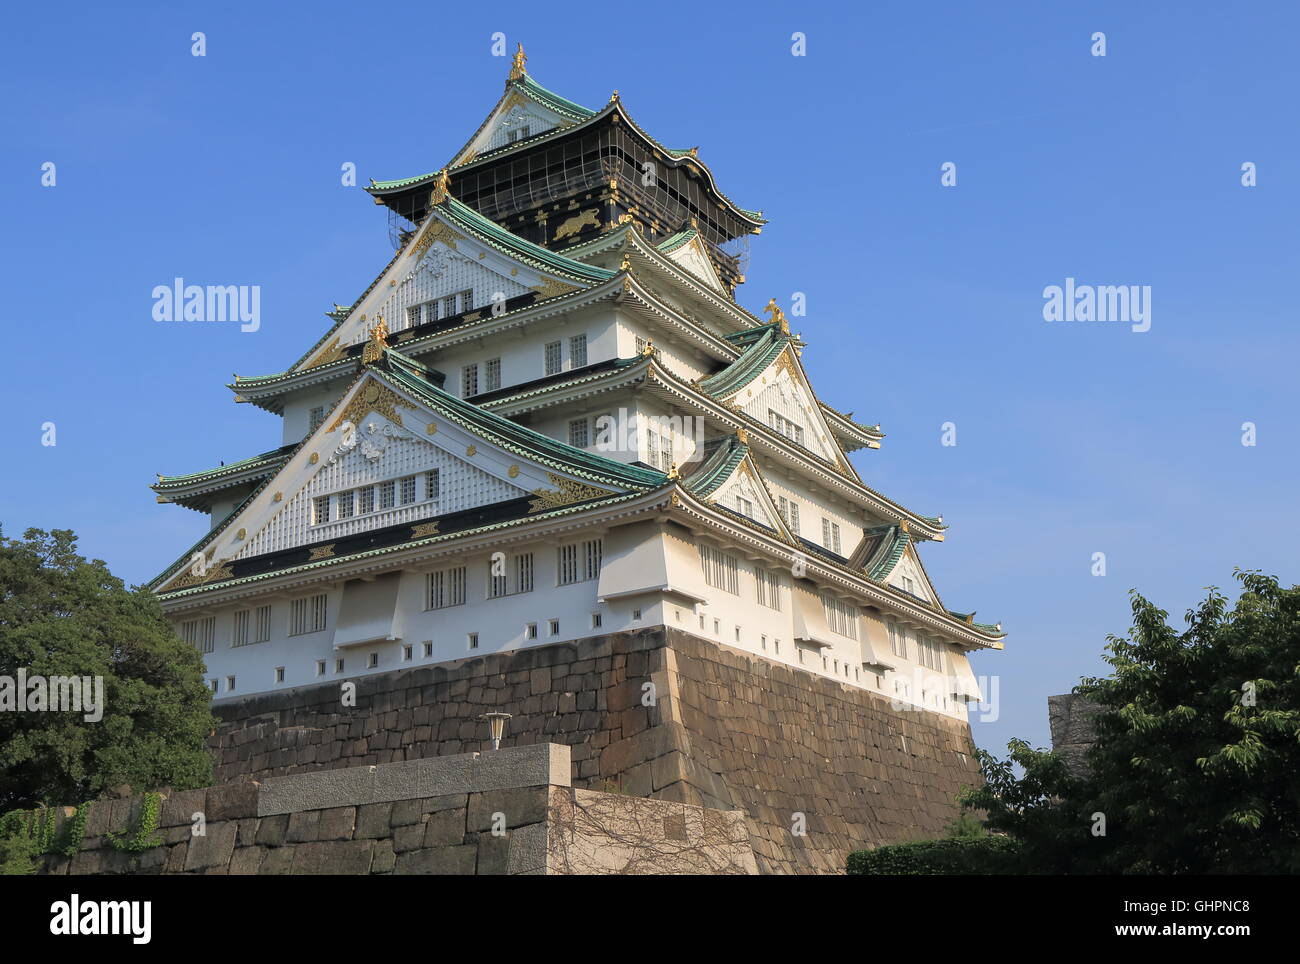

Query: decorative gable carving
[739,358,841,466]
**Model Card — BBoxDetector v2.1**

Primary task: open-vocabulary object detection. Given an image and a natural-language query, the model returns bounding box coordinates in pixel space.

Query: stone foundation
[37,745,757,875]
[208,627,982,873]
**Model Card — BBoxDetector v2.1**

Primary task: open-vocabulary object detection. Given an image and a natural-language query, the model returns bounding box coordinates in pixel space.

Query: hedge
[847,835,1023,875]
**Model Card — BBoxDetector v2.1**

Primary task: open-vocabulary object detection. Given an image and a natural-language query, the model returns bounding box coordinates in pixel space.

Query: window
[919,635,946,671]
[822,519,842,554]
[544,340,562,375]
[335,658,344,674]
[233,609,250,647]
[337,489,355,520]
[226,676,236,692]
[254,605,271,642]
[568,417,589,448]
[368,652,379,669]
[634,335,647,355]
[823,594,859,639]
[548,619,559,635]
[777,496,800,534]
[557,539,601,585]
[488,552,533,598]
[399,475,416,505]
[275,667,285,683]
[699,544,739,594]
[290,594,328,636]
[756,568,781,610]
[422,641,433,658]
[181,617,215,654]
[484,357,501,392]
[468,633,479,649]
[735,626,742,642]
[569,334,587,368]
[313,495,331,525]
[526,622,538,639]
[632,608,641,621]
[406,304,423,328]
[888,618,907,659]
[309,406,326,432]
[769,410,805,446]
[761,634,768,650]
[592,613,603,629]
[901,575,916,594]
[734,495,754,517]
[316,660,326,677]
[379,480,395,510]
[358,486,375,514]
[462,363,479,397]
[402,644,412,661]
[713,618,721,635]
[209,679,218,694]
[427,566,466,609]
[425,469,440,501]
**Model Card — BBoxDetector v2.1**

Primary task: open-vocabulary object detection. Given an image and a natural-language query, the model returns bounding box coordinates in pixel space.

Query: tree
[0,527,215,811]
[964,570,1300,874]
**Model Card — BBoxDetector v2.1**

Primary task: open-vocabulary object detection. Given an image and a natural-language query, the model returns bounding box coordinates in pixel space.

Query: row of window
[182,593,329,654]
[769,409,805,446]
[426,540,601,610]
[462,357,502,396]
[887,618,947,670]
[312,472,438,525]
[407,288,473,329]
[544,334,587,376]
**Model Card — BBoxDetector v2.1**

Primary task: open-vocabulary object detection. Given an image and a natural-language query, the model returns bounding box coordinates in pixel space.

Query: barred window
[462,363,479,397]
[735,495,754,517]
[822,519,842,554]
[568,417,589,448]
[379,480,395,510]
[407,304,423,328]
[427,566,466,610]
[699,544,739,595]
[558,539,601,585]
[232,609,249,647]
[569,333,587,368]
[823,595,858,640]
[182,617,215,654]
[755,568,781,611]
[309,406,326,432]
[919,635,946,671]
[777,496,800,534]
[769,410,805,446]
[337,489,355,520]
[634,335,647,355]
[313,495,331,525]
[544,340,562,375]
[484,357,501,392]
[254,605,271,643]
[399,475,416,505]
[888,618,907,659]
[358,486,375,514]
[517,552,534,593]
[289,594,328,636]
[425,469,440,500]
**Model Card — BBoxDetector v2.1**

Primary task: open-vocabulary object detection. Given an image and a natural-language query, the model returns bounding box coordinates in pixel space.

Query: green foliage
[847,835,1023,875]
[55,802,91,857]
[0,527,216,810]
[965,570,1300,874]
[0,829,39,876]
[106,792,164,852]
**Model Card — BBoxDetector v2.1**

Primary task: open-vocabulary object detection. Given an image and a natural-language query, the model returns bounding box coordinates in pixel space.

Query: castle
[149,47,1004,871]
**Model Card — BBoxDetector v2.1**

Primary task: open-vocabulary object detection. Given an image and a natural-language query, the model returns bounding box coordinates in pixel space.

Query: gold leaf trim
[410,522,440,539]
[304,337,344,370]
[328,381,410,432]
[527,473,613,514]
[532,277,580,300]
[309,545,335,561]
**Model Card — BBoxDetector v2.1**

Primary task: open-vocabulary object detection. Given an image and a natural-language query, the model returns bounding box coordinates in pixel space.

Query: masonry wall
[36,745,757,876]
[208,627,982,874]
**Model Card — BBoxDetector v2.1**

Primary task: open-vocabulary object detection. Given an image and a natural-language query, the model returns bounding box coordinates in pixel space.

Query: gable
[735,349,845,467]
[709,460,782,531]
[451,88,577,167]
[888,544,941,606]
[155,367,645,592]
[664,236,725,291]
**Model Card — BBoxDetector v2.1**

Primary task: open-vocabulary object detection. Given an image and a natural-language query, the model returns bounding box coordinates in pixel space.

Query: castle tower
[151,51,1004,871]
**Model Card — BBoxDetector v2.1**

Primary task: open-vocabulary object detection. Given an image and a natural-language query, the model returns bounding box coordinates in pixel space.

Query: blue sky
[3,1,1296,754]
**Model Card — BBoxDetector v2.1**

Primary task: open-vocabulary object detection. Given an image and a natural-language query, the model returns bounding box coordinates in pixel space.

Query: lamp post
[480,712,512,750]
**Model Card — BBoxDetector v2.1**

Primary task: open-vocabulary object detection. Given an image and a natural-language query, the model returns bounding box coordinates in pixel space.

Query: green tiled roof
[440,197,615,285]
[156,445,294,490]
[698,327,788,398]
[864,525,910,580]
[656,228,698,254]
[515,74,597,121]
[684,435,749,499]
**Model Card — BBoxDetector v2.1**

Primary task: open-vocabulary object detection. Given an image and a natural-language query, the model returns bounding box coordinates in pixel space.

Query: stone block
[184,820,238,872]
[290,840,374,875]
[394,844,476,875]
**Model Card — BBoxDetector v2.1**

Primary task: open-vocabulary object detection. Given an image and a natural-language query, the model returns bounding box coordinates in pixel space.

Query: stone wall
[208,627,982,873]
[1047,693,1100,777]
[35,745,756,875]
